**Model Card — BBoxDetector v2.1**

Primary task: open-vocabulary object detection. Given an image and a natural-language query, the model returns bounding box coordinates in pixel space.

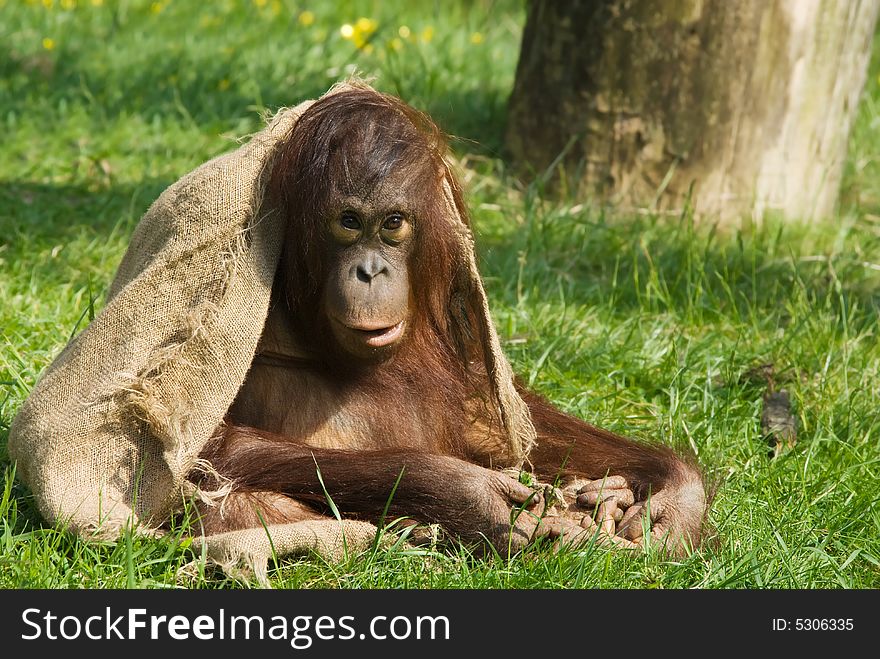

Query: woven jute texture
[7,82,536,580]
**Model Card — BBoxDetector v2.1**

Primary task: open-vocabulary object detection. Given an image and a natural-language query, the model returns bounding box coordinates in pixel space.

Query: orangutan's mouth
[345,320,406,347]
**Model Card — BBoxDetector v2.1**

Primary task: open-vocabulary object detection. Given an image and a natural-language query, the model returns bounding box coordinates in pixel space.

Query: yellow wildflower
[388,37,404,52]
[298,10,315,26]
[150,2,164,14]
[470,32,484,44]
[355,17,377,34]
[218,79,231,91]
[42,37,55,50]
[253,0,267,6]
[398,25,410,39]
[341,18,377,49]
[420,26,434,43]
[270,0,281,15]
[91,0,103,5]
[42,0,54,8]
[60,0,76,9]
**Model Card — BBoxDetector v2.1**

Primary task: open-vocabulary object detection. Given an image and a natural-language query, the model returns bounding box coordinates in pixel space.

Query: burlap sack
[7,82,536,579]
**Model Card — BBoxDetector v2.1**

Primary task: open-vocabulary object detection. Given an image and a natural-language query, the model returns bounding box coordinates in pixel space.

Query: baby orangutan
[192,86,707,556]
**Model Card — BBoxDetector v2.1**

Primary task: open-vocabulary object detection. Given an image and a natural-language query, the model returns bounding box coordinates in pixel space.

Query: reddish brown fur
[191,86,706,553]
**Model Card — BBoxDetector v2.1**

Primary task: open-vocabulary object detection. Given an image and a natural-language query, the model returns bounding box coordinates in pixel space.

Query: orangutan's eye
[383,214,404,231]
[340,212,361,231]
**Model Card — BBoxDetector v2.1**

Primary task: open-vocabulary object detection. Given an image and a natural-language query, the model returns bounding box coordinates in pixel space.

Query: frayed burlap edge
[186,519,379,588]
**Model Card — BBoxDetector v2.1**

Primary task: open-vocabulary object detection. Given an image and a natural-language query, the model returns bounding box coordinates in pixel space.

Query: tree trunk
[505,0,880,224]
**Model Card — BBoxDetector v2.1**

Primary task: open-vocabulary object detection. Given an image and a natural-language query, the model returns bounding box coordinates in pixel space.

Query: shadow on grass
[0,179,169,241]
[478,209,880,333]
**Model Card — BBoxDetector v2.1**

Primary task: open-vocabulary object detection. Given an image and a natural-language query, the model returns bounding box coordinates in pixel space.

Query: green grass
[2,0,879,589]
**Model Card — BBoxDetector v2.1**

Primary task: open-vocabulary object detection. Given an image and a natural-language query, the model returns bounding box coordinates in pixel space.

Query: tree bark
[505,0,880,224]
